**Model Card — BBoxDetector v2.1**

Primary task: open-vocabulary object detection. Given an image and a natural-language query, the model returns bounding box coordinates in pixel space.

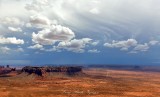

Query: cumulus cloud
[128,51,138,54]
[91,41,99,46]
[42,46,61,52]
[30,15,50,26]
[120,47,128,51]
[32,25,75,45]
[0,46,24,54]
[0,17,21,26]
[38,38,94,53]
[0,46,10,54]
[133,43,149,52]
[15,48,24,52]
[25,23,32,28]
[25,4,40,11]
[57,38,92,53]
[104,39,158,53]
[88,49,100,53]
[149,40,159,46]
[25,0,49,12]
[104,39,137,50]
[8,27,22,32]
[0,36,24,45]
[28,44,43,49]
[30,22,95,53]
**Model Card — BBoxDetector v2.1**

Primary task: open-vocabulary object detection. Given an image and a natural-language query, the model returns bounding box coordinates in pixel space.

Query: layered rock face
[22,66,82,76]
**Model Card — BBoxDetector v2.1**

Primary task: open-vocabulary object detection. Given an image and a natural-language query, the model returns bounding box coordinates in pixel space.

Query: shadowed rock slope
[21,66,83,77]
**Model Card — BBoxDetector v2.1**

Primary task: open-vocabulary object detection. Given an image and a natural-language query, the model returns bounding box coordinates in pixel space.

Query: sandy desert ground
[0,68,160,97]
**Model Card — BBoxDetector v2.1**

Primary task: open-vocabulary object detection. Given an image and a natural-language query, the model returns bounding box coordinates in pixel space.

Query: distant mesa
[0,65,16,75]
[21,66,83,76]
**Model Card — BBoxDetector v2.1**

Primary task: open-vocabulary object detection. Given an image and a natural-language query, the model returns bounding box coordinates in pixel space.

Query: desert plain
[0,67,160,97]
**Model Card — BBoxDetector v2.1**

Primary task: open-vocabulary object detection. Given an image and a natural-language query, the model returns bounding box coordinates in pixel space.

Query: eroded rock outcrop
[22,66,82,76]
[0,66,16,75]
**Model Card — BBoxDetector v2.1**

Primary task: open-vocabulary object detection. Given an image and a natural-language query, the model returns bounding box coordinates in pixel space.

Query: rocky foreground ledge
[22,66,83,76]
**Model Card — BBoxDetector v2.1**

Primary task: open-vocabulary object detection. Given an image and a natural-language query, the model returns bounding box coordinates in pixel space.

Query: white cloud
[149,40,159,46]
[133,43,149,52]
[88,49,100,53]
[91,41,99,46]
[0,46,10,54]
[128,51,137,54]
[43,46,61,52]
[120,47,128,51]
[25,4,40,12]
[0,17,21,26]
[104,39,137,50]
[0,36,24,45]
[25,23,32,28]
[30,15,50,25]
[104,39,154,53]
[25,0,49,12]
[32,25,75,45]
[8,27,22,32]
[28,44,43,49]
[15,48,24,52]
[89,8,99,14]
[30,39,97,53]
[0,46,23,54]
[104,43,113,48]
[57,38,92,53]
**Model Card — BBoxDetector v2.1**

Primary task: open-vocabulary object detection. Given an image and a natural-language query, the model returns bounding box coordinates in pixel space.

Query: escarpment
[21,66,83,76]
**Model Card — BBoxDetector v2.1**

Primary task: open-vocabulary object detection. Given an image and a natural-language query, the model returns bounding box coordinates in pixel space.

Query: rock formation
[0,66,15,75]
[22,66,82,76]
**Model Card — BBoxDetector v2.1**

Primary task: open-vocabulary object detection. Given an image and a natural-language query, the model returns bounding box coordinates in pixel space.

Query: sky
[0,0,160,65]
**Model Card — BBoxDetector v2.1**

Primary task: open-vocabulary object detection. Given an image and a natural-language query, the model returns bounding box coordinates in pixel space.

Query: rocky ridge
[22,66,83,76]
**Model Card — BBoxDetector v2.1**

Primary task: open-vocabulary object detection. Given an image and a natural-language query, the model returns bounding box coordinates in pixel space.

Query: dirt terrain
[0,68,160,97]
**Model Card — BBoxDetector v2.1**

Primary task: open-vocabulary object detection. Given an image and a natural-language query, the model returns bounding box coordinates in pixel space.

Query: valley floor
[0,68,160,97]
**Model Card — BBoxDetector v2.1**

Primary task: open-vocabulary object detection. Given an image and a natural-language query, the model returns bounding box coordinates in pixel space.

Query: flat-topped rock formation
[0,66,16,75]
[22,66,83,76]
